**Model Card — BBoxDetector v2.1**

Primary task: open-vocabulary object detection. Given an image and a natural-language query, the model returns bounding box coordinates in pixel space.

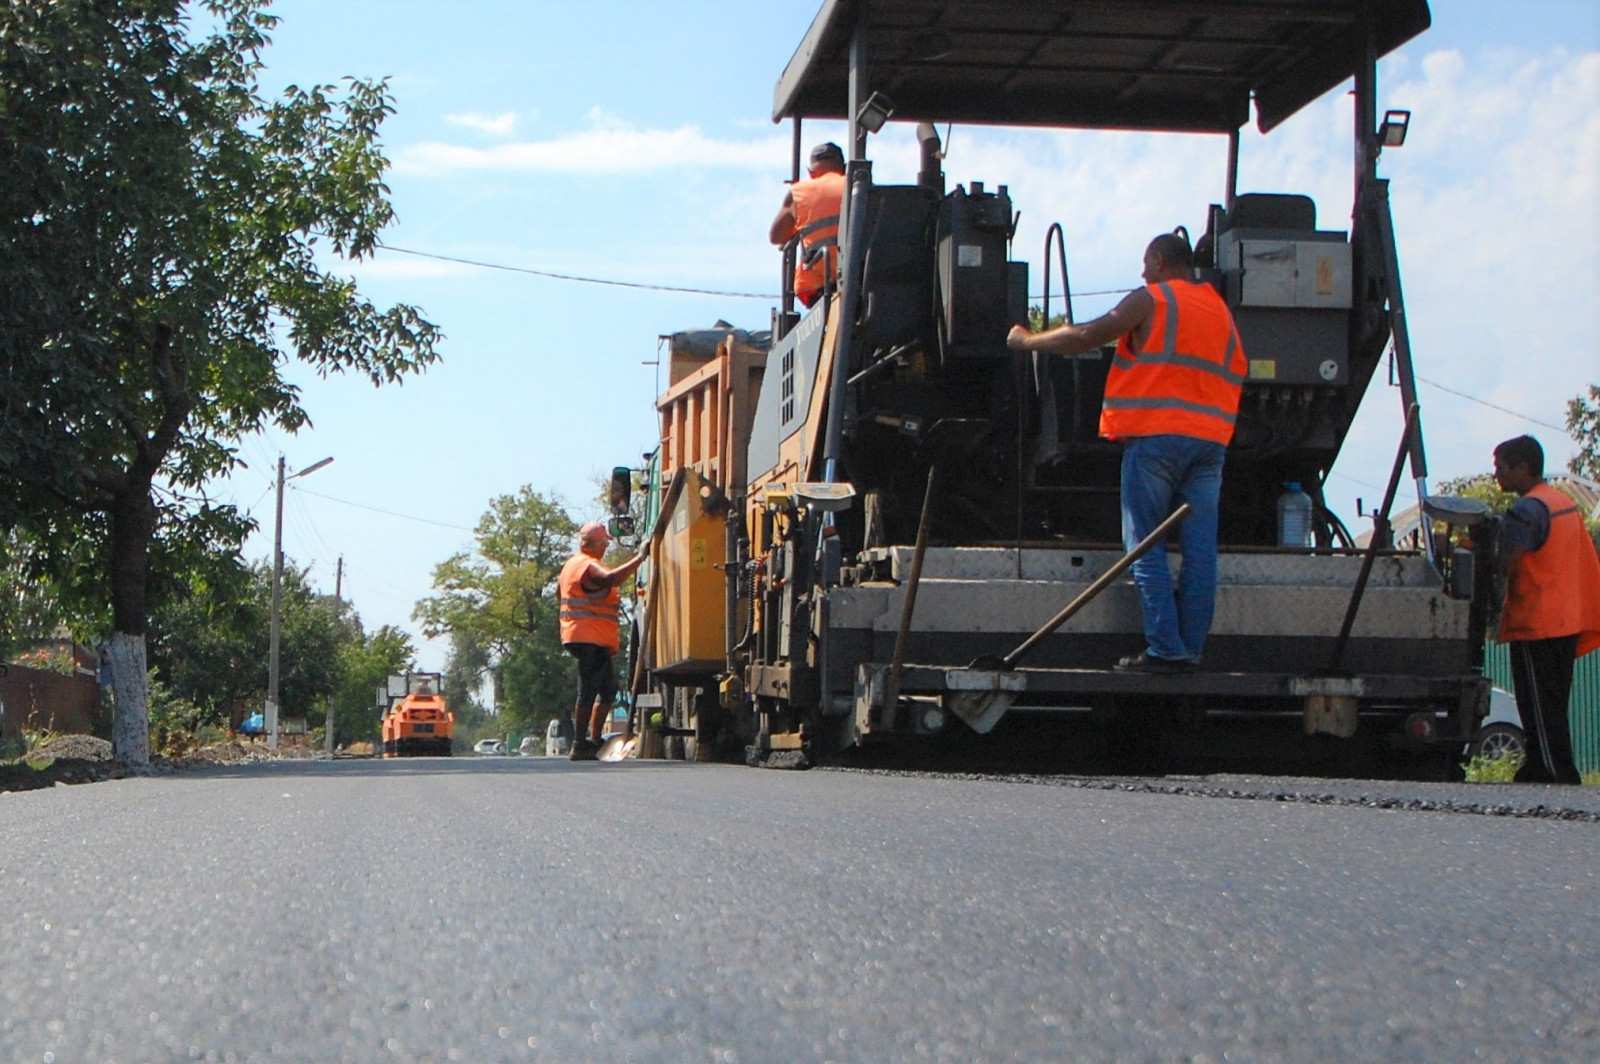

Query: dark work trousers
[1508,635,1581,784]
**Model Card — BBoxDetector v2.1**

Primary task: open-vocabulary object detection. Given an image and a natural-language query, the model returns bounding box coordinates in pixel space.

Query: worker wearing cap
[558,522,648,761]
[770,142,846,308]
[1006,233,1246,674]
[1492,434,1600,784]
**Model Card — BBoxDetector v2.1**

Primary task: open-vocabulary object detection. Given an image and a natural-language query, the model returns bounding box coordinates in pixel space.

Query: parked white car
[1472,687,1525,763]
[472,739,507,756]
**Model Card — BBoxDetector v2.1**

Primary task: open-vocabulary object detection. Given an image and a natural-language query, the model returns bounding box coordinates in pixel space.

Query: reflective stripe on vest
[1099,280,1246,446]
[791,172,844,302]
[558,553,621,652]
[1498,482,1600,656]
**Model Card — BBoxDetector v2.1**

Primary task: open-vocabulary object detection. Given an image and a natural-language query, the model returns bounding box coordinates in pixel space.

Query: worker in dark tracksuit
[1492,435,1600,784]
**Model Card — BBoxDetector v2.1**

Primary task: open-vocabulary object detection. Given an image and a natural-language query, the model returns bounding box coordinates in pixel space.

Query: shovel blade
[944,669,1027,734]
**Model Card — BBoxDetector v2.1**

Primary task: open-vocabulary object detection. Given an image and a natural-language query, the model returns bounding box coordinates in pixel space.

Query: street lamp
[267,454,333,750]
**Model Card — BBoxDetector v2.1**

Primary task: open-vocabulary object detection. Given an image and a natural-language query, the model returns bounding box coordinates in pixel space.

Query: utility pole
[327,554,344,758]
[267,457,286,750]
[267,455,334,751]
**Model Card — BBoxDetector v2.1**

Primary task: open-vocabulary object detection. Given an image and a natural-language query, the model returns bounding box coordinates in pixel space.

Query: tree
[0,1,441,764]
[146,558,348,727]
[415,488,577,737]
[327,624,414,747]
[1567,384,1600,482]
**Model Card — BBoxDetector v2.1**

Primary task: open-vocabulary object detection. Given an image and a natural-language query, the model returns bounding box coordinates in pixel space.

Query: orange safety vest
[1498,482,1600,656]
[791,171,844,307]
[558,553,621,651]
[1100,279,1247,446]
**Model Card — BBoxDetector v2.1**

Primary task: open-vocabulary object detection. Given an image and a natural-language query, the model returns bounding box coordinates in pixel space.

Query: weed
[1462,751,1523,784]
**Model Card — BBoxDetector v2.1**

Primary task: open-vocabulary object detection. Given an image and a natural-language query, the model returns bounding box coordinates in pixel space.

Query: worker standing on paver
[769,142,846,308]
[558,522,648,761]
[1006,233,1246,673]
[1492,435,1600,784]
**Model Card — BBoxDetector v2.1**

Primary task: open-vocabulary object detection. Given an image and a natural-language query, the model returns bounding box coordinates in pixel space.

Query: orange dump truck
[381,674,454,757]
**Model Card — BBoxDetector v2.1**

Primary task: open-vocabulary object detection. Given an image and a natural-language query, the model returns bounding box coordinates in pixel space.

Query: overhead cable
[373,241,1131,303]
[290,484,477,532]
[1415,374,1568,433]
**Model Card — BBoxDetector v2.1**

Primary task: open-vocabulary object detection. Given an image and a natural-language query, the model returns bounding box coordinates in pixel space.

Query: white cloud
[395,110,790,176]
[443,111,520,137]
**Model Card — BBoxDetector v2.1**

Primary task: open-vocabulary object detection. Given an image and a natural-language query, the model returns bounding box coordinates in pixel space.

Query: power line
[375,240,1132,304]
[290,484,477,532]
[377,243,778,301]
[1415,374,1568,433]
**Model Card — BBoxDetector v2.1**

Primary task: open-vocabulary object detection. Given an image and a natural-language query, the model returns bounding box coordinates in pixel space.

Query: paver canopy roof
[774,0,1431,133]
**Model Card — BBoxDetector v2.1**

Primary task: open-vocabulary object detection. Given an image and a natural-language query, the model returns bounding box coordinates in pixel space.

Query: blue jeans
[1120,435,1226,662]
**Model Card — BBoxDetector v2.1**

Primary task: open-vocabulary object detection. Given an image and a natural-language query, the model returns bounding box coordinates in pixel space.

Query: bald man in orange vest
[558,522,648,761]
[1492,435,1600,784]
[1007,233,1246,673]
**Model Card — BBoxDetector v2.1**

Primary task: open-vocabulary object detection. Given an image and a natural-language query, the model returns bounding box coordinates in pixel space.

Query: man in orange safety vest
[1492,434,1600,784]
[1006,232,1246,674]
[769,142,845,308]
[558,522,648,761]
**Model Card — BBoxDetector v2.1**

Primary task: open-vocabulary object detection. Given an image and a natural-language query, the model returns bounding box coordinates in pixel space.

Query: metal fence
[1483,642,1600,775]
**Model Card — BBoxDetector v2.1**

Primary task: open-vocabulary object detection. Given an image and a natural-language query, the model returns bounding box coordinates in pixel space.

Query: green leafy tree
[0,1,442,764]
[327,624,414,747]
[146,559,348,726]
[1567,384,1600,482]
[0,530,73,658]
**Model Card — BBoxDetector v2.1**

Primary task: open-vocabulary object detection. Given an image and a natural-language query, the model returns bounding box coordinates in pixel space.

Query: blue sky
[216,1,1600,674]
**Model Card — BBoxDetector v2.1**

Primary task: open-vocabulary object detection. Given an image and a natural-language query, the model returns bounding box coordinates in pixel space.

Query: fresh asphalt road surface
[2,758,1597,1063]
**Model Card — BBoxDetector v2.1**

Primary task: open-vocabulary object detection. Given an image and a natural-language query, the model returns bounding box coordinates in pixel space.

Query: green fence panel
[1483,641,1600,775]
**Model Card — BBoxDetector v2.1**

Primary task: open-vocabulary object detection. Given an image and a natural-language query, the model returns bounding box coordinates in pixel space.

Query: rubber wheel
[1473,722,1526,762]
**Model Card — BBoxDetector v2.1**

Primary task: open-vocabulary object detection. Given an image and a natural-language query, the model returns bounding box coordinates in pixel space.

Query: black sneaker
[568,739,599,762]
[1114,652,1198,674]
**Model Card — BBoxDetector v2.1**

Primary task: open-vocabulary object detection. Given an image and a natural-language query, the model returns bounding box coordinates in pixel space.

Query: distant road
[2,758,1596,1062]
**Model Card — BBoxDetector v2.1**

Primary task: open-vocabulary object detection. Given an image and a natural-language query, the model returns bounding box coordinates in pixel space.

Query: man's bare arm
[1006,288,1154,356]
[578,546,650,593]
[769,190,797,245]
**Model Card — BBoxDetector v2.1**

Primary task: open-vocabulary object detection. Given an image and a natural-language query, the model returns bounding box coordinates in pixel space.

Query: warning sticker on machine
[957,244,983,268]
[1249,359,1277,380]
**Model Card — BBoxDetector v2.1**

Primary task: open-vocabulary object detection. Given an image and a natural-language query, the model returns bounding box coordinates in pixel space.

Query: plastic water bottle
[1276,482,1314,548]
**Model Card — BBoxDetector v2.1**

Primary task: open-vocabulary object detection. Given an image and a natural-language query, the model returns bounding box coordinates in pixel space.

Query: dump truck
[624,0,1495,770]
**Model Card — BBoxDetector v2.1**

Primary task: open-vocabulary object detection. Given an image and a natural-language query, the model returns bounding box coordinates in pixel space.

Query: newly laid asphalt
[2,757,1596,1062]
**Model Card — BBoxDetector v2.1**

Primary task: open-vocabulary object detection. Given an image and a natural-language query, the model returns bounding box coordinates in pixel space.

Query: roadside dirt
[0,734,331,794]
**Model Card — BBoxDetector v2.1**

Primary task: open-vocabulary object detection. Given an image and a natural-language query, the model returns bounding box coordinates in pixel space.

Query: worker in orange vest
[1006,232,1246,673]
[769,142,845,308]
[1492,435,1600,784]
[558,522,648,761]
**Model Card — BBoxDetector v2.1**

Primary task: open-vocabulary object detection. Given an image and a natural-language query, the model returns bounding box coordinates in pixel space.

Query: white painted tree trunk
[107,631,150,766]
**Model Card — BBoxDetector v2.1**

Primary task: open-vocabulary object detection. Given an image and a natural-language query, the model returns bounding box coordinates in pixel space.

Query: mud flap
[1291,677,1365,739]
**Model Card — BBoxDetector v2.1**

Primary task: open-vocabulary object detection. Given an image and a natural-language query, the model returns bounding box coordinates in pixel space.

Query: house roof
[774,0,1431,133]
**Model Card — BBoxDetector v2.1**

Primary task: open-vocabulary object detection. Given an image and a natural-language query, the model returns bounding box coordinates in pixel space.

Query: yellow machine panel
[654,466,726,674]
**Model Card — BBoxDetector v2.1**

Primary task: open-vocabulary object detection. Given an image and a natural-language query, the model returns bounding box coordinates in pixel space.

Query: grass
[1462,754,1600,785]
[1461,752,1523,784]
